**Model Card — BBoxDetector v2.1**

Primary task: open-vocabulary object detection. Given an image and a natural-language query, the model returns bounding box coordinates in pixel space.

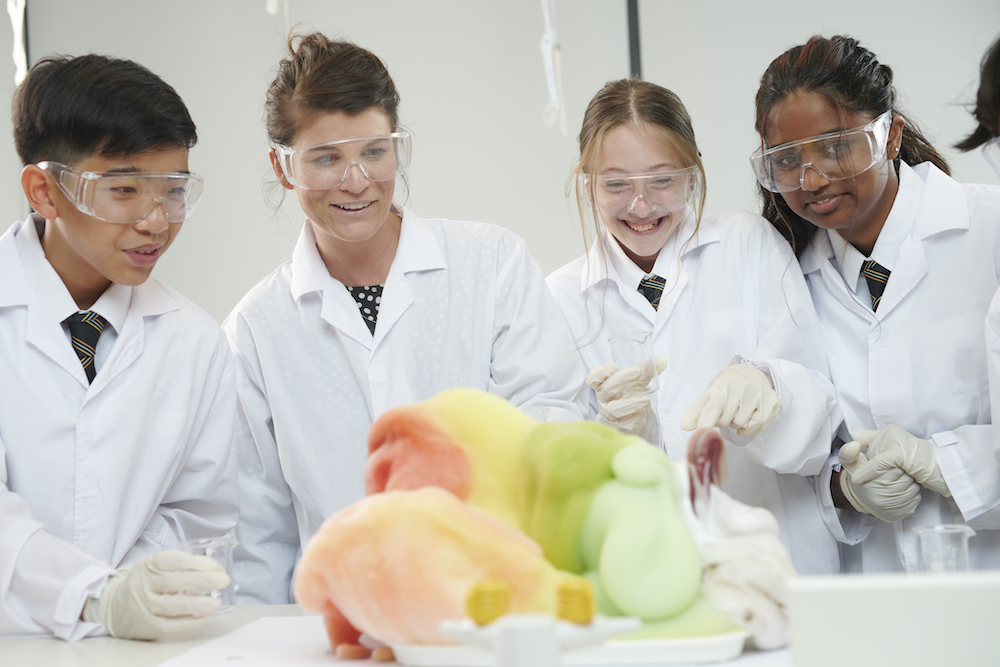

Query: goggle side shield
[750,111,892,193]
[274,132,412,190]
[38,161,204,224]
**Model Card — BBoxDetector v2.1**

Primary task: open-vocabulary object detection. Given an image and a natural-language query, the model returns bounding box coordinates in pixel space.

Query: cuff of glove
[732,355,777,391]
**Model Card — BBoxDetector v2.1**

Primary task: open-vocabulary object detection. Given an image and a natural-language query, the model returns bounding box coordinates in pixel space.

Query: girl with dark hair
[546,79,841,575]
[753,35,1000,573]
[225,34,588,604]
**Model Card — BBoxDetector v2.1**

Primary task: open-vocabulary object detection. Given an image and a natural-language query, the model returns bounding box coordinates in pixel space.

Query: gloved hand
[681,364,780,436]
[852,426,951,498]
[838,441,923,522]
[586,357,667,437]
[83,550,229,640]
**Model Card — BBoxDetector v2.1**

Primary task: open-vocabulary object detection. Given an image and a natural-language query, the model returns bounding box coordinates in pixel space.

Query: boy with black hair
[0,54,238,640]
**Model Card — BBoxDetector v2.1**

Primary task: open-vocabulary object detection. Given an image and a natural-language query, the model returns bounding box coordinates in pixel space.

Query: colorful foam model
[293,388,792,658]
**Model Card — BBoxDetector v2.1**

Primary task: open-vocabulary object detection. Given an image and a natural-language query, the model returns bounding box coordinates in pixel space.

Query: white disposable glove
[681,364,780,436]
[852,426,951,498]
[83,550,229,640]
[838,441,922,522]
[586,357,667,437]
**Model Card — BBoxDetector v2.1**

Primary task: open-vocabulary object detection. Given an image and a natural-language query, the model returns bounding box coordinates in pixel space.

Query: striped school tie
[638,274,666,311]
[861,260,890,312]
[65,311,107,383]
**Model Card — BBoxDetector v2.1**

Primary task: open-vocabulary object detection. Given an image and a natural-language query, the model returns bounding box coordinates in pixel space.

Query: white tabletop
[0,605,791,667]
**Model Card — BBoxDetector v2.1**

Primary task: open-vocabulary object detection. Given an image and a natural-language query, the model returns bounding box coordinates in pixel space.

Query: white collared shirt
[804,162,1000,573]
[0,216,239,639]
[827,165,918,302]
[226,209,588,604]
[547,210,842,575]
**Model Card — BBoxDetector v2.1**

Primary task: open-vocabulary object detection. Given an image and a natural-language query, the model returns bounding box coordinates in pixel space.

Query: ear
[888,114,906,159]
[269,150,294,190]
[20,164,58,219]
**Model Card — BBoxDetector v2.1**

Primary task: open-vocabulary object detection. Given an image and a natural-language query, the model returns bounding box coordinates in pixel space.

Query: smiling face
[593,123,691,273]
[38,147,188,308]
[764,91,904,255]
[276,107,401,262]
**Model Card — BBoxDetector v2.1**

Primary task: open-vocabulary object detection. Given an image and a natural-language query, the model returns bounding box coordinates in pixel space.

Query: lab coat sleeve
[933,426,1000,530]
[225,315,301,604]
[487,234,589,422]
[814,451,876,545]
[719,223,841,476]
[988,291,1000,465]
[119,335,240,568]
[0,432,115,640]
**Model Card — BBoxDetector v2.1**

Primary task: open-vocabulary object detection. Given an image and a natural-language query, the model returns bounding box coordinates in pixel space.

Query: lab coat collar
[577,209,714,293]
[0,215,167,328]
[288,209,446,302]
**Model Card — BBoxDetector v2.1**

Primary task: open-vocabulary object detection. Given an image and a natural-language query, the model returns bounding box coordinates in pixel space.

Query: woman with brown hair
[225,33,588,604]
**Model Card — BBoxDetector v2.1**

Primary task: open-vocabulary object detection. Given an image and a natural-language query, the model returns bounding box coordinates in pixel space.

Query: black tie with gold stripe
[638,274,666,311]
[861,260,890,312]
[65,311,107,383]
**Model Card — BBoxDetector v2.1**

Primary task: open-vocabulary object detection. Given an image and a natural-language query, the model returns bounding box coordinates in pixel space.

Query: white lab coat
[0,217,239,640]
[807,162,1000,573]
[546,210,842,575]
[989,288,1000,464]
[225,209,589,604]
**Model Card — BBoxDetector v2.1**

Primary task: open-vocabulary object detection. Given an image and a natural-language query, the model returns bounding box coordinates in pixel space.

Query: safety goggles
[983,137,1000,180]
[272,132,412,190]
[750,111,893,193]
[38,161,204,224]
[580,167,700,216]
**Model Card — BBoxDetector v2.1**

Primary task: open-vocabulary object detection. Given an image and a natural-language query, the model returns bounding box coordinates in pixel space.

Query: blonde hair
[568,79,707,343]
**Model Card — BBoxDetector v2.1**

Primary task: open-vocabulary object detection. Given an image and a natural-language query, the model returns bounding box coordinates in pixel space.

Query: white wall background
[1,1,997,322]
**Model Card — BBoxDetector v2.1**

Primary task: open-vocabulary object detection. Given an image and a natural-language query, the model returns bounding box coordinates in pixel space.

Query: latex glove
[586,357,667,435]
[838,441,922,522]
[83,550,229,640]
[852,426,951,497]
[681,364,780,436]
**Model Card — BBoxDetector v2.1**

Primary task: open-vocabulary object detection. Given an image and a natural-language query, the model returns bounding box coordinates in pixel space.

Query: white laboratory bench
[0,604,792,667]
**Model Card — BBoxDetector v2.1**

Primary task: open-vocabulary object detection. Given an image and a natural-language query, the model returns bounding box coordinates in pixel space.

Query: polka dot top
[346,284,383,335]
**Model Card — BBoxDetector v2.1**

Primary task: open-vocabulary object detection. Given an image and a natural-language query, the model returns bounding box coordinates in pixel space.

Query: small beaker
[607,331,661,444]
[608,331,660,397]
[180,534,238,613]
[913,524,975,573]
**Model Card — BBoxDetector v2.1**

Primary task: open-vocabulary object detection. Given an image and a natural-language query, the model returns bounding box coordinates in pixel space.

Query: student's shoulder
[226,260,295,318]
[546,253,589,288]
[417,213,527,256]
[701,209,792,249]
[143,278,223,334]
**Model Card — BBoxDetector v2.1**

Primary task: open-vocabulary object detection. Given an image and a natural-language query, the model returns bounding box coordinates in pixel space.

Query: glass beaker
[608,331,660,397]
[913,524,975,573]
[180,534,238,612]
[607,331,661,444]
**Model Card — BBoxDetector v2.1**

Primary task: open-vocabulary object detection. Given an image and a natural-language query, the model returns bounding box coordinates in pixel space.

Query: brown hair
[955,34,1000,151]
[754,35,950,257]
[266,32,400,146]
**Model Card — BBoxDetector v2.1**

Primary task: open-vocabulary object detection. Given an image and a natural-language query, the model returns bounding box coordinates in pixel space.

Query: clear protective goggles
[272,132,412,190]
[750,111,893,193]
[580,166,701,216]
[38,161,204,224]
[983,137,1000,180]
